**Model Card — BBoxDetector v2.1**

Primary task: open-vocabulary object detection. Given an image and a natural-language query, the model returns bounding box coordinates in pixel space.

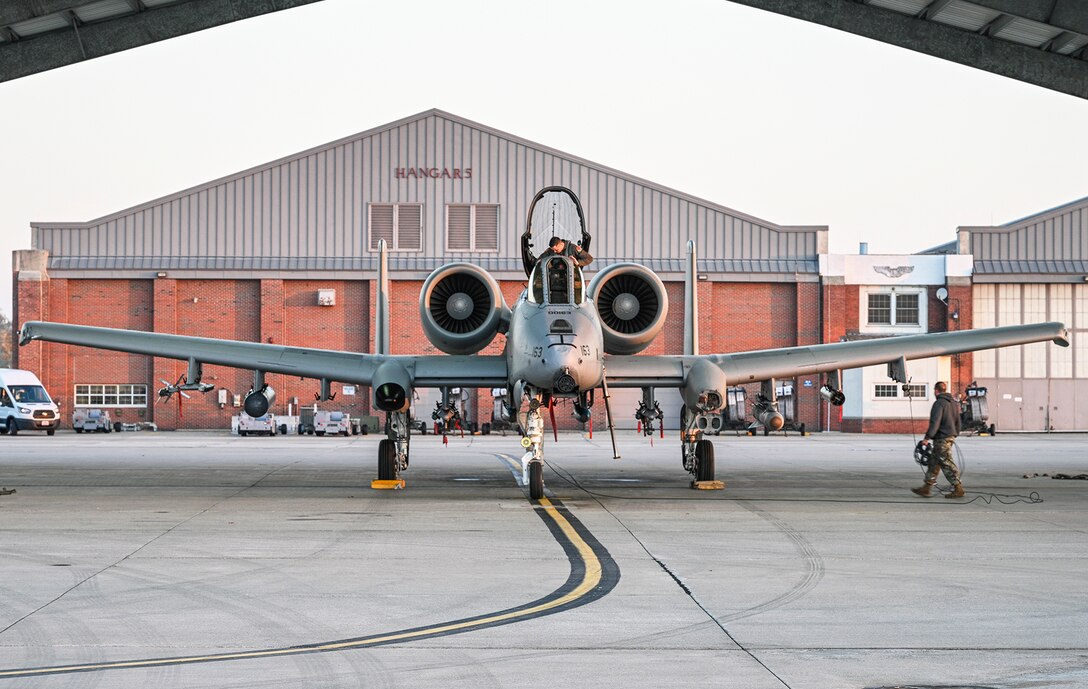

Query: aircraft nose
[544,345,582,392]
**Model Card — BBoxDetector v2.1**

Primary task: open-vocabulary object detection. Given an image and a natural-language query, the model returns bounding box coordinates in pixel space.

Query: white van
[0,369,60,436]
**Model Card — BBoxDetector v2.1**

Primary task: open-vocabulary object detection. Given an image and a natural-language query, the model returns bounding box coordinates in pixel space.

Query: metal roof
[0,0,325,83]
[33,109,826,278]
[959,194,1088,276]
[45,255,819,277]
[726,0,1088,99]
[975,259,1088,273]
[916,239,958,255]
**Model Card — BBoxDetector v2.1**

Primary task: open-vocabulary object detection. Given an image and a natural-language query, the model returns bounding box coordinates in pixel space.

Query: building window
[874,384,898,398]
[75,384,148,407]
[446,204,499,252]
[868,294,891,324]
[369,203,422,251]
[896,294,919,325]
[867,292,920,326]
[903,383,927,398]
[873,383,928,400]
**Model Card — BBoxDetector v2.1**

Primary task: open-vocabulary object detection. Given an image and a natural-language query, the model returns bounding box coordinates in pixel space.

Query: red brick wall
[947,282,974,394]
[17,278,155,427]
[283,280,371,418]
[11,272,837,433]
[821,282,849,432]
[840,417,931,434]
[149,280,260,429]
[708,282,797,352]
[59,279,154,425]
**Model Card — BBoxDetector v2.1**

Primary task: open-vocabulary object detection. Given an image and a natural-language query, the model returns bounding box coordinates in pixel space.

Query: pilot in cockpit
[539,236,593,268]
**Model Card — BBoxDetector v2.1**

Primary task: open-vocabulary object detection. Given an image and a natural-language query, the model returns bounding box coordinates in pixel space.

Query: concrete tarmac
[0,430,1086,688]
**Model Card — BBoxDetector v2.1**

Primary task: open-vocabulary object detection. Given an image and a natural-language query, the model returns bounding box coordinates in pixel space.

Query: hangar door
[973,284,1087,431]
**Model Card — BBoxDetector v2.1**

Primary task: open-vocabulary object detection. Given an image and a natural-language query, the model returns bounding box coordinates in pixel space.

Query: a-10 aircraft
[20,187,1069,499]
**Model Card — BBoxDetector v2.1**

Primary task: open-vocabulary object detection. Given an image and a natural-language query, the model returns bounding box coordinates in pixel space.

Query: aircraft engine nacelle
[420,264,510,355]
[373,361,412,413]
[588,263,669,355]
[244,386,276,418]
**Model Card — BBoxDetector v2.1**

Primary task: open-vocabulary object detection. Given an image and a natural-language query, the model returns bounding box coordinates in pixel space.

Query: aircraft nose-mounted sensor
[554,367,578,394]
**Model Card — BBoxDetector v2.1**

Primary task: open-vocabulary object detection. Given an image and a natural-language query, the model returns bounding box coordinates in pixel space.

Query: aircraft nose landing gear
[519,389,547,499]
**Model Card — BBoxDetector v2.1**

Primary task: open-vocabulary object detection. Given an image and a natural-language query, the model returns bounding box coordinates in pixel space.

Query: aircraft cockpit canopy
[528,256,585,305]
[521,186,591,277]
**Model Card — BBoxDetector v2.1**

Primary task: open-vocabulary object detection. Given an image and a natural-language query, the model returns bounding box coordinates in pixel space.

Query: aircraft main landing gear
[681,405,722,488]
[379,411,410,483]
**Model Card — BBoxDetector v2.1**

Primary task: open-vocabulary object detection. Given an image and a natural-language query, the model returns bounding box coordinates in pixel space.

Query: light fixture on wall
[951,310,959,321]
[156,272,167,278]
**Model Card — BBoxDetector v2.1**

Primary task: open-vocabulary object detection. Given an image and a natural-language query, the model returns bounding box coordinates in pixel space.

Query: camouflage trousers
[924,437,962,486]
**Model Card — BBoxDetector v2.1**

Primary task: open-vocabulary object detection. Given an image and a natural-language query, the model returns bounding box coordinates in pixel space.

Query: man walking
[912,381,965,498]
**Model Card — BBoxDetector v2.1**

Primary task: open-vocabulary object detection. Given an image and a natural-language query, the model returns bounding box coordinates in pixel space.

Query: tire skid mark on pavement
[0,459,619,680]
[719,502,825,623]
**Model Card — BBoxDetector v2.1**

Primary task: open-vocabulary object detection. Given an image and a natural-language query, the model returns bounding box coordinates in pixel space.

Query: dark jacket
[925,392,961,441]
[540,245,593,268]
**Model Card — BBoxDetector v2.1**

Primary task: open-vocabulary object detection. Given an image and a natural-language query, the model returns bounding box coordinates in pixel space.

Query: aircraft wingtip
[1054,324,1071,348]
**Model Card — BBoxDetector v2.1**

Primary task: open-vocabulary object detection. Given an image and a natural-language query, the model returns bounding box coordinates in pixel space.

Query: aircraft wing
[603,321,1070,387]
[18,321,507,388]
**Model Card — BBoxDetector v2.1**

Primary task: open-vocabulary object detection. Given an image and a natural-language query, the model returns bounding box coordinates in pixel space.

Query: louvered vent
[475,206,499,250]
[447,205,472,250]
[397,204,422,250]
[369,204,394,250]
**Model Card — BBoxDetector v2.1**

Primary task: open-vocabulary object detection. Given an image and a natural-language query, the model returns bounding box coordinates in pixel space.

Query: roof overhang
[725,0,1088,99]
[0,0,325,84]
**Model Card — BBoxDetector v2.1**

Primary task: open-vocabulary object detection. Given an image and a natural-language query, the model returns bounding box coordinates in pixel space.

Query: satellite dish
[936,287,949,304]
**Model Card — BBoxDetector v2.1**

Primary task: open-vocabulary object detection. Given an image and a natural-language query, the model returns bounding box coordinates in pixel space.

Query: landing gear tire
[378,438,396,481]
[695,439,715,482]
[529,461,544,500]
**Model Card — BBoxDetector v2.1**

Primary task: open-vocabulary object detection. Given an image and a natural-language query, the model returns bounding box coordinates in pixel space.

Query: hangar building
[957,197,1088,431]
[10,110,1085,432]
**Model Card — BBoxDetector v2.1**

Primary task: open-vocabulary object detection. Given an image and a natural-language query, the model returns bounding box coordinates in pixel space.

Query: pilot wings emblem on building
[873,265,914,278]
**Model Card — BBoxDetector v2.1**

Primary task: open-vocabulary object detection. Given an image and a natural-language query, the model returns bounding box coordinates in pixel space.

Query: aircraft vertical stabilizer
[684,240,698,356]
[376,239,390,356]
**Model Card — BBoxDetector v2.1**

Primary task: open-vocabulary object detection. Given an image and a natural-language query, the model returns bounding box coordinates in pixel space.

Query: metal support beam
[917,0,954,21]
[1043,31,1078,53]
[978,14,1015,38]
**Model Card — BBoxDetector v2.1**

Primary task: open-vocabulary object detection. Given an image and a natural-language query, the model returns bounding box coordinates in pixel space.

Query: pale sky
[2,0,1087,319]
